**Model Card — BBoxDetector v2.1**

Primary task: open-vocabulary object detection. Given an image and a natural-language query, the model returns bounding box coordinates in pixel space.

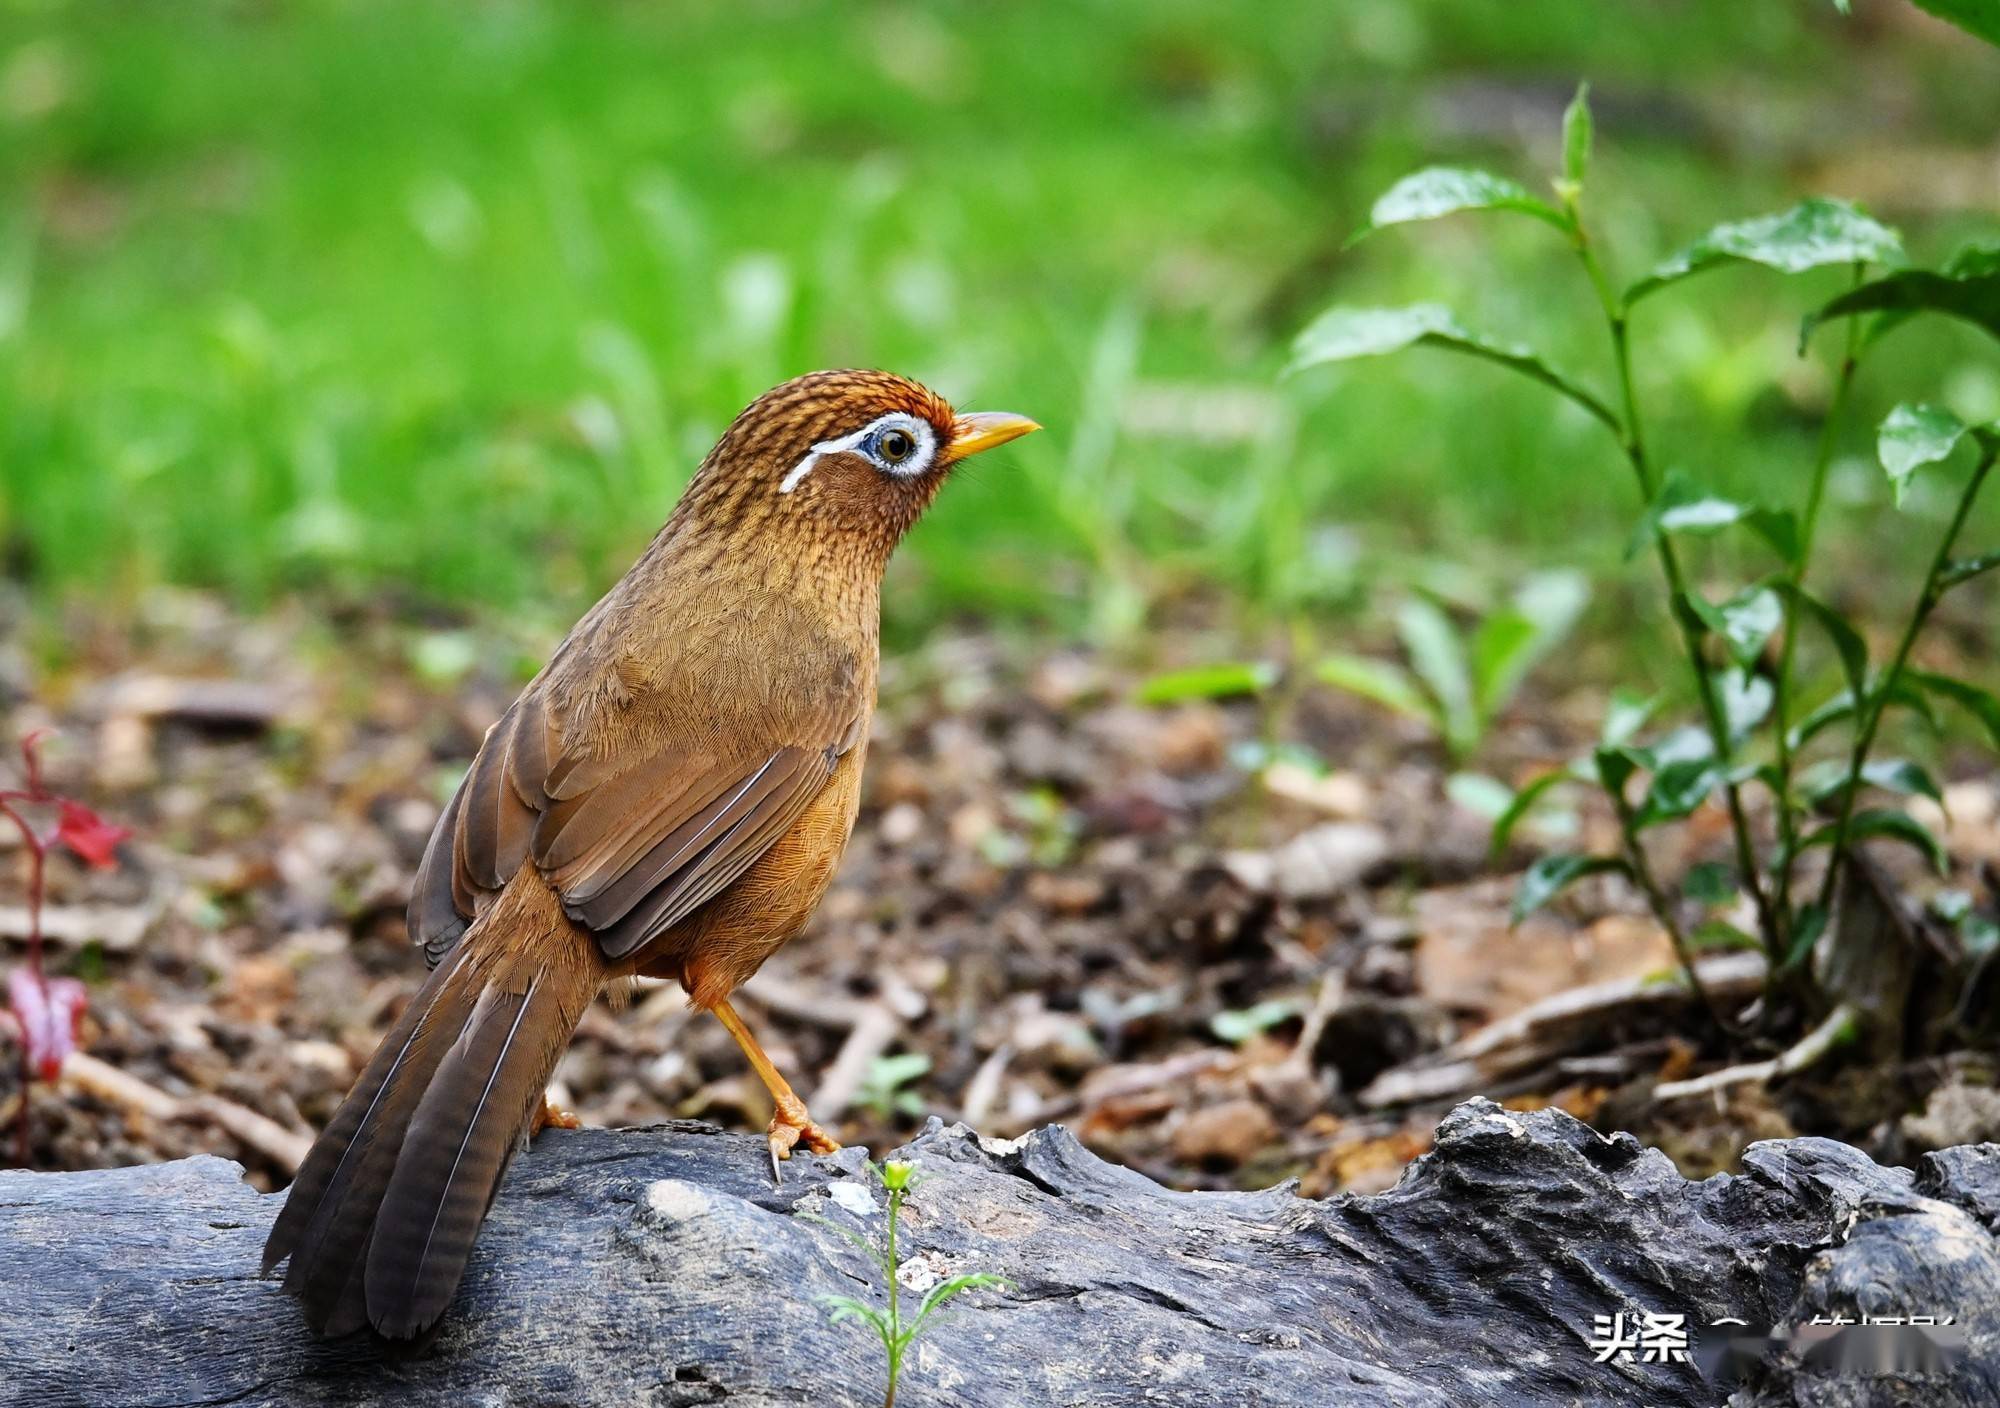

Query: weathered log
[1,1099,1995,1407]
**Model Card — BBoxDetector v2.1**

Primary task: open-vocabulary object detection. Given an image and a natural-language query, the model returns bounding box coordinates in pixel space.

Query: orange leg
[529,1092,582,1137]
[712,997,841,1179]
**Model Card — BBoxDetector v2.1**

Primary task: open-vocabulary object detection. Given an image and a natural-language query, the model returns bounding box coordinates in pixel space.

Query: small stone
[644,1178,709,1221]
[828,1181,878,1217]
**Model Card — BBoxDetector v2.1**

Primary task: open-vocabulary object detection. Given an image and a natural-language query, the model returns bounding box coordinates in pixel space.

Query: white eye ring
[779,412,937,494]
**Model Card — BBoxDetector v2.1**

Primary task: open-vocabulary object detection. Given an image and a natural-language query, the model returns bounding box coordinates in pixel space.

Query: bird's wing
[409,676,865,966]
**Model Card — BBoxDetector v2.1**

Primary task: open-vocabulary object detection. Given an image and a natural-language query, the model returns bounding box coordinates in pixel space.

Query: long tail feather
[262,879,599,1340]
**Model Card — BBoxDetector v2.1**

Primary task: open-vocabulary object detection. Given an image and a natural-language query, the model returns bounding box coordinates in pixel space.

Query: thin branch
[1652,1002,1859,1102]
[1770,267,1866,952]
[1571,227,1778,955]
[1817,445,1996,912]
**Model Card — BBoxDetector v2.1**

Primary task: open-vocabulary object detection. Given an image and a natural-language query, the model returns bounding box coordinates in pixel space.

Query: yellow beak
[949,411,1042,459]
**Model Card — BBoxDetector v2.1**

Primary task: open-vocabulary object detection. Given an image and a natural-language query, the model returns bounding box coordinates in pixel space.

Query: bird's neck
[637,512,887,648]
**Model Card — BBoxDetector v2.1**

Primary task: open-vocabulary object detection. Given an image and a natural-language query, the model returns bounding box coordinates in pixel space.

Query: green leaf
[1316,653,1432,723]
[1470,611,1536,716]
[1629,472,1753,556]
[1803,254,2000,350]
[1652,725,1717,768]
[1907,669,2000,749]
[1932,889,1975,925]
[1911,0,2000,49]
[1799,808,1949,873]
[1940,550,2000,590]
[1354,168,1569,242]
[1783,903,1829,971]
[1488,767,1578,859]
[1560,83,1592,191]
[1470,570,1589,720]
[1778,584,1868,695]
[1601,688,1659,747]
[1138,661,1278,704]
[1801,757,1944,807]
[1689,919,1761,953]
[1397,596,1476,757]
[1634,757,1725,830]
[1787,679,1940,751]
[911,1273,1011,1336]
[1210,999,1300,1045]
[1683,861,1737,906]
[1627,198,1903,305]
[1447,771,1515,819]
[1289,305,1619,430]
[1714,667,1775,747]
[1510,854,1630,925]
[818,1293,893,1340]
[1966,915,2000,958]
[1661,495,1749,534]
[1685,585,1782,666]
[1744,506,1803,567]
[1878,403,1971,506]
[1593,743,1645,799]
[1788,690,1857,750]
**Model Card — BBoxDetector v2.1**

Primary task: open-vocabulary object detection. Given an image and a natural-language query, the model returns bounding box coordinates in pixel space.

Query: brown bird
[261,369,1038,1341]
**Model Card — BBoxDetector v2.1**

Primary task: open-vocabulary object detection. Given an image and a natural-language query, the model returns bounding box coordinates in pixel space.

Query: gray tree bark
[0,1099,1995,1407]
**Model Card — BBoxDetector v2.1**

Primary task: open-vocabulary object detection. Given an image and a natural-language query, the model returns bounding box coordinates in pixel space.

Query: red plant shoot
[1,730,129,1165]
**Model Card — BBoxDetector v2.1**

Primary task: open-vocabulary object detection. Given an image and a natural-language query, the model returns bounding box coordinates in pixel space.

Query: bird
[261,369,1039,1342]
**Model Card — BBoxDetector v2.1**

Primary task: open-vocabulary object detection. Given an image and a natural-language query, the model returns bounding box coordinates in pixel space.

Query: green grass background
[2,0,1995,653]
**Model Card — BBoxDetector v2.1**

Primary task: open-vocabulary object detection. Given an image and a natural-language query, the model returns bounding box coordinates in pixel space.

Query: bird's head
[676,370,1039,564]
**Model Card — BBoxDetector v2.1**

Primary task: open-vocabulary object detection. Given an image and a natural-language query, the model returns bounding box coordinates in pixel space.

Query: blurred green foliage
[0,0,1994,646]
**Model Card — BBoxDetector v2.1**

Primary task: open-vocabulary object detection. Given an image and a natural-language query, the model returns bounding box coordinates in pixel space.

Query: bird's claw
[765,1106,841,1184]
[530,1098,583,1138]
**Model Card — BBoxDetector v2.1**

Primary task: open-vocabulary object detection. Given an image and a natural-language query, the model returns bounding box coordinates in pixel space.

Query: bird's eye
[876,429,916,464]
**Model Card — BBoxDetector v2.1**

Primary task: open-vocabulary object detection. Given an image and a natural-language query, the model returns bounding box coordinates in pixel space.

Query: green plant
[813,1159,1008,1408]
[855,1052,933,1121]
[1292,83,2000,1041]
[1316,569,1588,763]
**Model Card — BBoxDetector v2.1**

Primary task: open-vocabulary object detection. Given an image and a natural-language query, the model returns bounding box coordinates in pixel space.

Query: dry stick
[810,999,907,1124]
[1817,444,1997,915]
[958,1042,1014,1130]
[1570,229,1779,975]
[1652,1001,1859,1104]
[60,1050,314,1173]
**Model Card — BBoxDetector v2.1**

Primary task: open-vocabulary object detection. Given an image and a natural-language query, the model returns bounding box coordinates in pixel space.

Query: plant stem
[1607,788,1733,1032]
[1816,445,1996,912]
[0,794,46,1167]
[1571,228,1778,961]
[1769,269,1865,952]
[883,1183,904,1408]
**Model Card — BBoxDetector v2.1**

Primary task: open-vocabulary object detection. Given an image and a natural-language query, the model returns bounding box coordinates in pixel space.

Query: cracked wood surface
[1,1100,1997,1407]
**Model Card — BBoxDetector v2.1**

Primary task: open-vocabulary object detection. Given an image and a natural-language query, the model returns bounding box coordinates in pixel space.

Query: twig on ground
[810,978,928,1122]
[60,1051,314,1172]
[958,1042,1014,1129]
[1358,953,1767,1109]
[0,895,163,952]
[1651,1002,1859,1105]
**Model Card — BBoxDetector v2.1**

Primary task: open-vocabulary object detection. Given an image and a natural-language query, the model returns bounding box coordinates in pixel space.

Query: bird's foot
[531,1097,583,1138]
[767,1096,841,1182]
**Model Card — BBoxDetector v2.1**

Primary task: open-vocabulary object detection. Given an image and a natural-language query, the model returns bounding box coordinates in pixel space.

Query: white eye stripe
[778,412,937,494]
